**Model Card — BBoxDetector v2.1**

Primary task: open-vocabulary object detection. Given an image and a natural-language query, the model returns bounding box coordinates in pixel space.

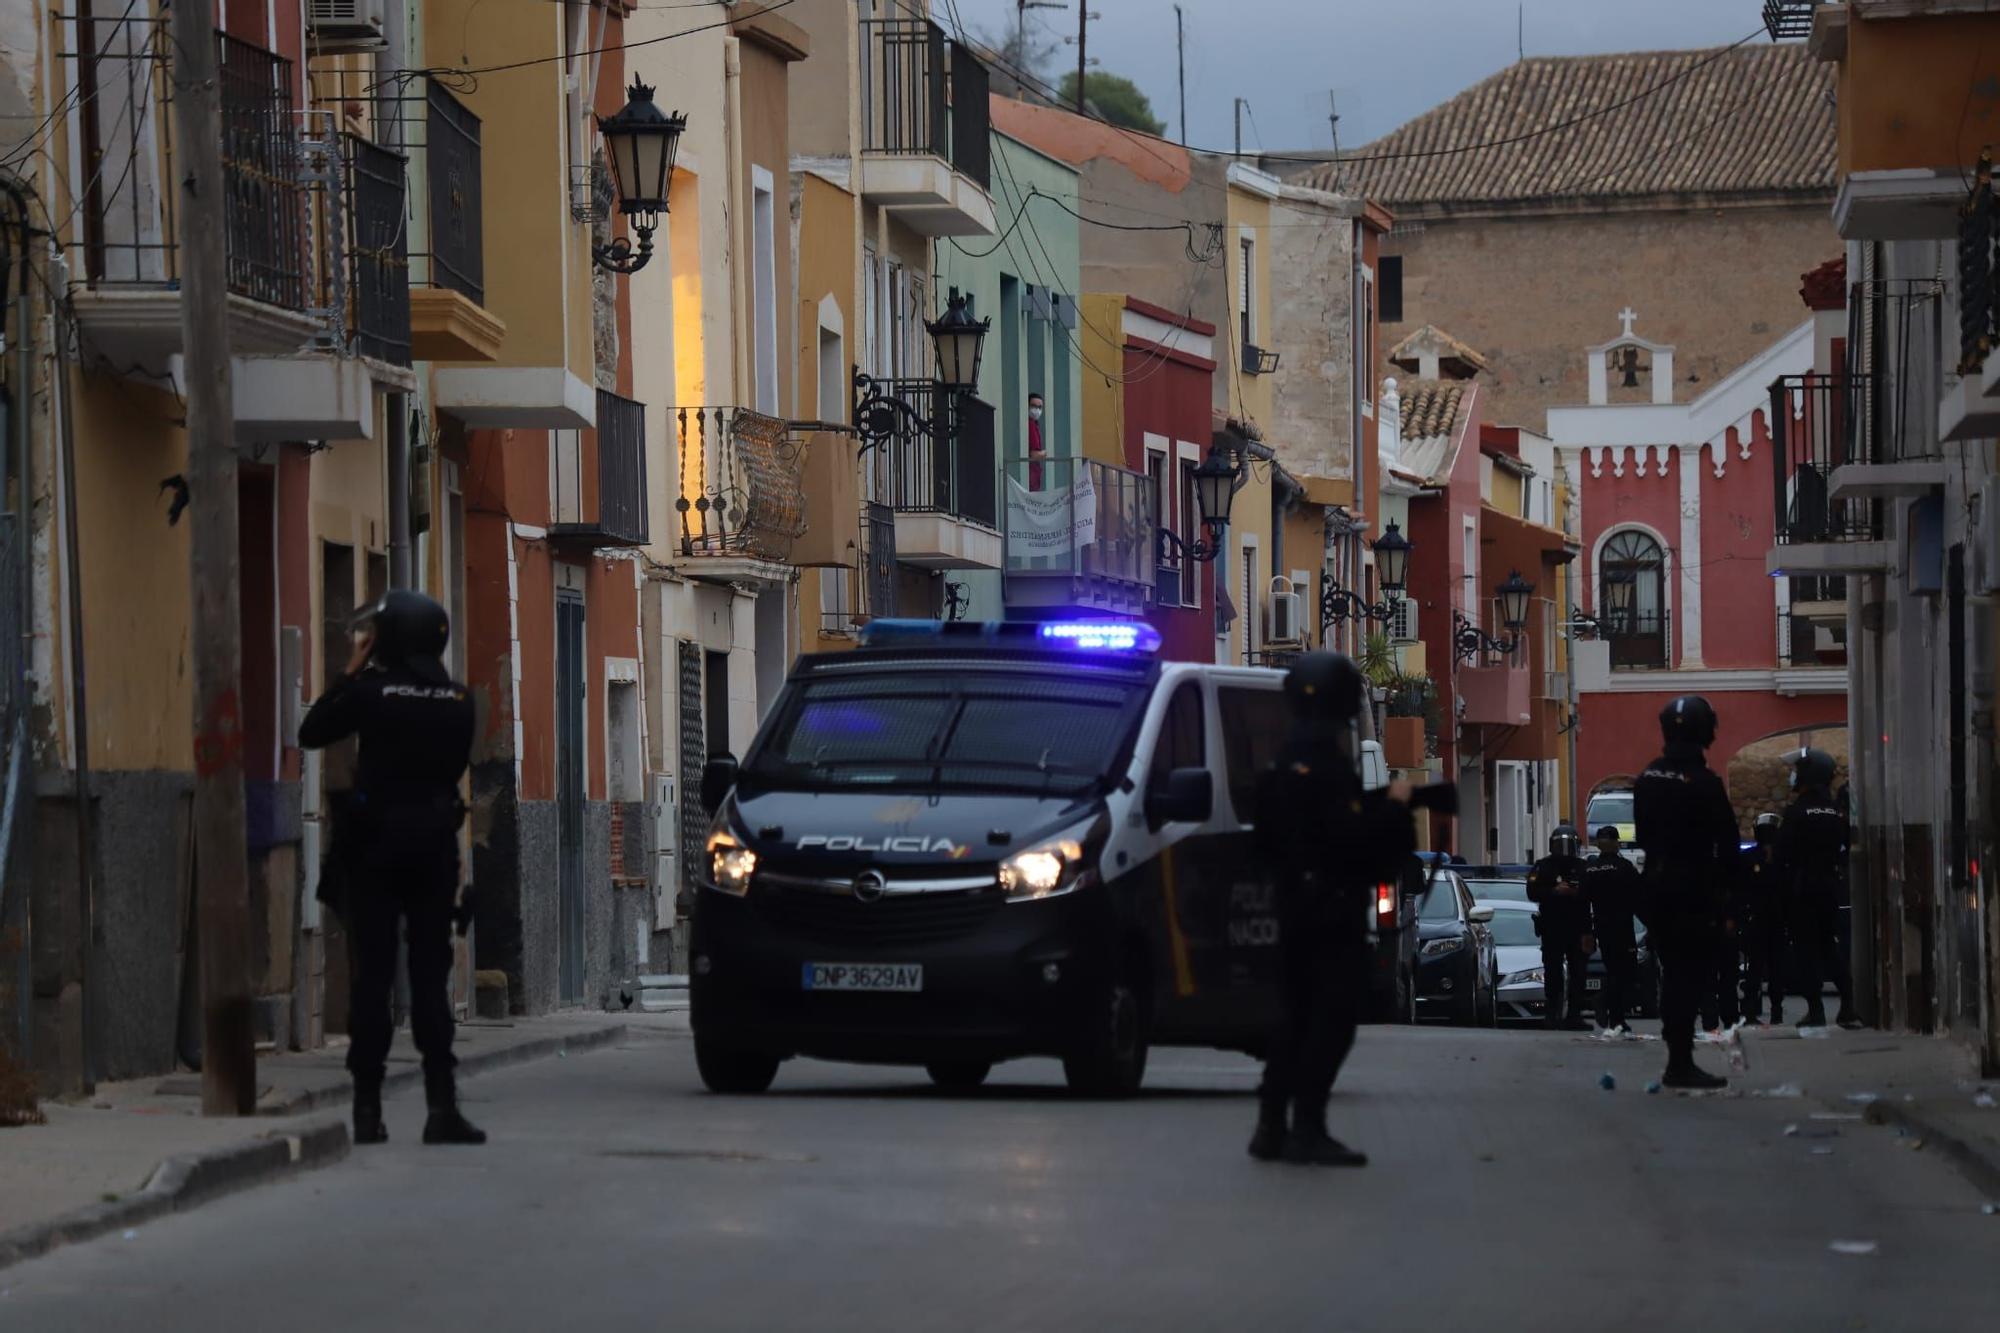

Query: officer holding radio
[300,590,483,1147]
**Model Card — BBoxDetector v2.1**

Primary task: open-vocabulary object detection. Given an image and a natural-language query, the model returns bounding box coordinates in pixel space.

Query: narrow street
[4,1022,1990,1330]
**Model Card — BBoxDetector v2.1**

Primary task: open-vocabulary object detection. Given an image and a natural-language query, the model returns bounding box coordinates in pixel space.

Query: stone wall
[1726,727,1851,835]
[1380,201,1839,431]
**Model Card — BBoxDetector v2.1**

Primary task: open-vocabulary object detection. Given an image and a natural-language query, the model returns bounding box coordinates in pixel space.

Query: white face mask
[1028,405,1043,421]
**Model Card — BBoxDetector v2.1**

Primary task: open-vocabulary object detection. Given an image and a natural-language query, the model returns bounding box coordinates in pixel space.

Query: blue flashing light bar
[857,619,1160,655]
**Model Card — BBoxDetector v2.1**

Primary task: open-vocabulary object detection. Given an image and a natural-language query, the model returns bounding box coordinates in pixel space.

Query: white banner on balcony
[1006,469,1097,555]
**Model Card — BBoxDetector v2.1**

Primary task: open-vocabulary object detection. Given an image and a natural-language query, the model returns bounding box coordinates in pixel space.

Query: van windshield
[745,671,1145,795]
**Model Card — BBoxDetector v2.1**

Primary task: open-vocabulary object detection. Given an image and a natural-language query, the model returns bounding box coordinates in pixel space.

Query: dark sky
[942,0,1772,154]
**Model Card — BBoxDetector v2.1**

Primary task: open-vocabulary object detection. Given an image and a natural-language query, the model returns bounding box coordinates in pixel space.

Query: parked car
[1457,870,1531,905]
[1414,869,1496,1026]
[1367,855,1426,1024]
[1483,901,1546,1022]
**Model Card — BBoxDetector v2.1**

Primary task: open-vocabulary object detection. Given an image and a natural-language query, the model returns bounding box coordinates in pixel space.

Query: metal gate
[678,641,708,901]
[555,591,586,1004]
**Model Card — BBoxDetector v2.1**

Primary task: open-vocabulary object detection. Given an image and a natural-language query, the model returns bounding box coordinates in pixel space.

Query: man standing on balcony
[1026,391,1046,490]
[300,592,486,1147]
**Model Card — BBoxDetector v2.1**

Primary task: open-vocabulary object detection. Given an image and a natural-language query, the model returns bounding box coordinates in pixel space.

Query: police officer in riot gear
[1633,695,1738,1089]
[300,590,482,1146]
[1529,825,1592,1029]
[1738,813,1788,1026]
[1583,825,1643,1033]
[1778,748,1861,1030]
[1250,652,1417,1167]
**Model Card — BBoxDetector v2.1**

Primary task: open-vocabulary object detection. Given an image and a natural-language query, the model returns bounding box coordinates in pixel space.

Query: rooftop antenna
[1518,4,1525,61]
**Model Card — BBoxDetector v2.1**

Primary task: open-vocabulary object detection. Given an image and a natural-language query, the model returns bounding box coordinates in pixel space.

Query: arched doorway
[1724,725,1849,836]
[1600,529,1667,668]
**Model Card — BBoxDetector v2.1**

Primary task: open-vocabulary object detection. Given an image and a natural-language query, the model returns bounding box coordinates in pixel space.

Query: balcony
[677,407,809,571]
[865,381,1001,570]
[551,390,648,548]
[1003,457,1157,619]
[858,18,995,236]
[60,20,408,436]
[1459,655,1531,727]
[1759,1,1825,41]
[410,79,503,363]
[1779,606,1848,669]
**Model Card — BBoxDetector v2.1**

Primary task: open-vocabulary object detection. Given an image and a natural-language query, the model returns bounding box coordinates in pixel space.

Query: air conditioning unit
[1388,595,1419,642]
[1267,576,1302,644]
[307,0,388,52]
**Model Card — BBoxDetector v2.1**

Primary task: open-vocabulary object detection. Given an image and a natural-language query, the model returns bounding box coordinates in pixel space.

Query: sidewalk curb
[0,1120,350,1275]
[1860,1098,2000,1202]
[0,1020,628,1276]
[257,1019,629,1117]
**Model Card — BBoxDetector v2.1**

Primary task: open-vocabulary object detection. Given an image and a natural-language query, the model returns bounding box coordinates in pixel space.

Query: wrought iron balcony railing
[342,133,410,366]
[420,79,485,307]
[1004,456,1157,593]
[1769,372,1878,543]
[859,18,991,190]
[551,390,648,547]
[678,407,808,560]
[1761,1,1826,42]
[864,380,999,528]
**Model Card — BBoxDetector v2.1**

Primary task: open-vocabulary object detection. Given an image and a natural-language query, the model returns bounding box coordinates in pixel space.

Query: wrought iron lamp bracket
[1321,582,1397,630]
[1157,524,1225,565]
[1452,608,1522,664]
[592,226,656,274]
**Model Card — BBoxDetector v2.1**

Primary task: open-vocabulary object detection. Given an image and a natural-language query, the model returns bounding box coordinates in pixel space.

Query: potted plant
[1382,671,1437,769]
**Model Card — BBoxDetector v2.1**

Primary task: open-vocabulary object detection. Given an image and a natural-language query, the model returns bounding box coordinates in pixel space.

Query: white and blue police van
[688,619,1389,1097]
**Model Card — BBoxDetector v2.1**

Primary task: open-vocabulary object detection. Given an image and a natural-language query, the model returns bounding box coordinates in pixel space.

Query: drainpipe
[724,39,748,408]
[381,0,411,588]
[0,176,35,1073]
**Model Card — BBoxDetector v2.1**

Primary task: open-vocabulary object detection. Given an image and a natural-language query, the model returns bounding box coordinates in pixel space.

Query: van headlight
[998,837,1088,902]
[706,829,757,896]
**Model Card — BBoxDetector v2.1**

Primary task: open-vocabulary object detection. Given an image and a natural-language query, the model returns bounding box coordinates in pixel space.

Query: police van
[689,619,1388,1097]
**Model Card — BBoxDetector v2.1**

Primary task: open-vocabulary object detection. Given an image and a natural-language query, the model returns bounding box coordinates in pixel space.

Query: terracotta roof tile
[1398,380,1464,444]
[1293,44,1835,207]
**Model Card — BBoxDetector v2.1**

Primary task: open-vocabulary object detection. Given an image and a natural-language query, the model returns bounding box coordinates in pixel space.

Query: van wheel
[694,1035,780,1094]
[925,1060,992,1090]
[1063,980,1148,1098]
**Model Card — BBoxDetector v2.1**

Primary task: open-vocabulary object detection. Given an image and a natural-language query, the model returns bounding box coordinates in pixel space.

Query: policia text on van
[689,620,1420,1096]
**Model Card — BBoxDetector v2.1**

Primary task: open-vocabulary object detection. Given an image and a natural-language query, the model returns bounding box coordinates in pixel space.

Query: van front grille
[755,883,1003,946]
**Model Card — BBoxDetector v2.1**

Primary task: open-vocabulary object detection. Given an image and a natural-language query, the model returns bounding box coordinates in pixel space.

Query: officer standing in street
[1779,748,1862,1030]
[299,591,484,1146]
[1633,696,1738,1089]
[1583,825,1643,1034]
[1250,652,1418,1168]
[1528,826,1592,1029]
[1738,813,1789,1027]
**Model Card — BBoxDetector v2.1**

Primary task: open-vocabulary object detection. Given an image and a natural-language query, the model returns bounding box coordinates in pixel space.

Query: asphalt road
[4,1021,1992,1331]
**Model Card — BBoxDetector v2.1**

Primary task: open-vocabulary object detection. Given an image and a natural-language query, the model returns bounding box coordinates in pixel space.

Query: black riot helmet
[360,590,451,684]
[1789,746,1836,792]
[1658,695,1718,749]
[1549,824,1582,859]
[1754,812,1782,845]
[1283,651,1365,724]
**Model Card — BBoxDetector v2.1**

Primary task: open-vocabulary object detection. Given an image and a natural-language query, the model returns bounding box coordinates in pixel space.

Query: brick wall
[1380,201,1838,431]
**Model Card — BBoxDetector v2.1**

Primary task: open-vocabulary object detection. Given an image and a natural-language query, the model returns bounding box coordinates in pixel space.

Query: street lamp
[593,79,687,275]
[1157,446,1244,564]
[854,290,992,449]
[1454,570,1538,663]
[1322,519,1416,628]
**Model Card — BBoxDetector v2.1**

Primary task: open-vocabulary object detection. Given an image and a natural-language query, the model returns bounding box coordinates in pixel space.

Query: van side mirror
[1145,766,1212,828]
[700,755,739,814]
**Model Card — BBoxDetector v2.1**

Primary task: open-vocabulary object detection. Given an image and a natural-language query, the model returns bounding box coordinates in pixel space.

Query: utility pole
[168,0,256,1116]
[1174,5,1187,144]
[1075,1,1087,114]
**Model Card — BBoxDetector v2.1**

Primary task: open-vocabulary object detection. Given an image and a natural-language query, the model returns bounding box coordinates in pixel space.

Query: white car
[1482,900,1547,1023]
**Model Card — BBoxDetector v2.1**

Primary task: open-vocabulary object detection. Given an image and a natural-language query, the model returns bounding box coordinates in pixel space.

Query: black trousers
[1596,940,1637,1029]
[1651,907,1717,1067]
[1259,919,1366,1126]
[1792,890,1853,1020]
[1704,919,1742,1029]
[1541,932,1588,1021]
[1740,909,1788,1021]
[346,849,460,1089]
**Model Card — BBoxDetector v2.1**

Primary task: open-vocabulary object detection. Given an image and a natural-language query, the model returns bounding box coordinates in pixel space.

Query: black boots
[1661,1060,1728,1090]
[1248,1105,1287,1162]
[352,1079,388,1146]
[422,1067,487,1146]
[1835,1006,1863,1030]
[1282,1103,1367,1167]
